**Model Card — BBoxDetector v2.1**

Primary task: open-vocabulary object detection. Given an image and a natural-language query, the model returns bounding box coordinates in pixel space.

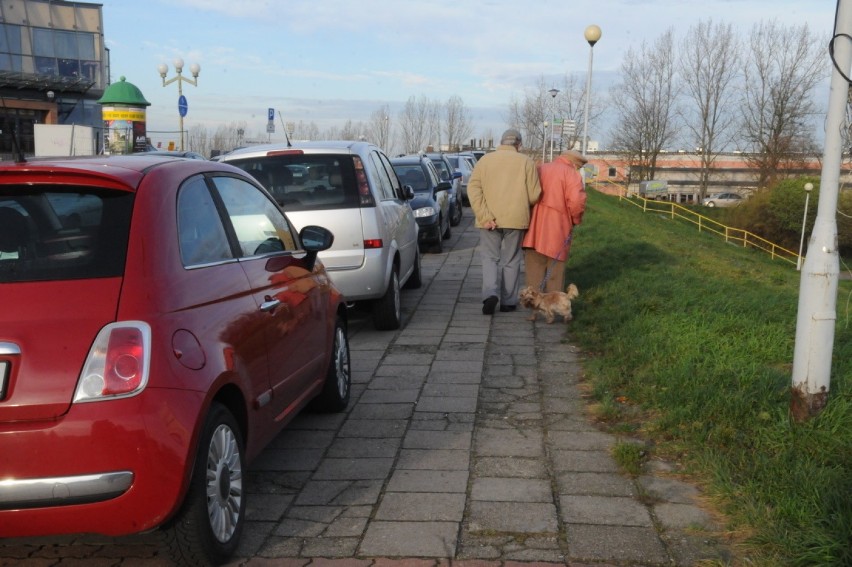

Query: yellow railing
[616,194,801,267]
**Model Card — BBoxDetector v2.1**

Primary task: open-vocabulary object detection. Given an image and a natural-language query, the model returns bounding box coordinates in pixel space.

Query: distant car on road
[446,153,476,205]
[703,192,743,207]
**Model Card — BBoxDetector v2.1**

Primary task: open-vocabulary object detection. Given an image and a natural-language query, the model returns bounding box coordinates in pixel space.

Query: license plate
[0,361,7,399]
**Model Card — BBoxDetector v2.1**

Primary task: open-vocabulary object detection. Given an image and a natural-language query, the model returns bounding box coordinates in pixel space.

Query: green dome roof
[97,76,151,106]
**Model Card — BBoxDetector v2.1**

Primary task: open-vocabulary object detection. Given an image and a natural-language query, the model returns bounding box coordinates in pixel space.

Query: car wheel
[450,200,462,226]
[163,403,245,566]
[432,231,444,253]
[403,247,422,289]
[373,268,401,330]
[707,202,716,207]
[311,316,351,412]
[442,216,452,239]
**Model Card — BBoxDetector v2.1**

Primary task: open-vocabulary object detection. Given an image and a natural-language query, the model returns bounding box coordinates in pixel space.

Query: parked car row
[0,154,351,565]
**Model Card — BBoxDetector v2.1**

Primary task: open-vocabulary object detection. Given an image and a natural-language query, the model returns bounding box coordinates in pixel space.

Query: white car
[220,141,421,330]
[703,192,743,207]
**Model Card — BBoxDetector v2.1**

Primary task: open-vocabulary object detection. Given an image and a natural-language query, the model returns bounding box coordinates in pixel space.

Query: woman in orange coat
[522,149,588,292]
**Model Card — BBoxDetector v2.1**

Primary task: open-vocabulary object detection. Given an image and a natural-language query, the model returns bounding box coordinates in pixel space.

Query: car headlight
[413,207,437,218]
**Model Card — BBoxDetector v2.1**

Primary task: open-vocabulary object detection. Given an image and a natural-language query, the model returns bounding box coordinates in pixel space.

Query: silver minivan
[221,141,420,330]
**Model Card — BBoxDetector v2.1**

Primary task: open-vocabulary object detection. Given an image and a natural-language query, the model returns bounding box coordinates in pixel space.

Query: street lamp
[157,57,200,151]
[542,120,549,162]
[796,182,814,271]
[548,88,559,161]
[582,24,602,156]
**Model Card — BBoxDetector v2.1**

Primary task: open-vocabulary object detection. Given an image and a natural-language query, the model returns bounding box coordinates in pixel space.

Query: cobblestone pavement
[0,212,734,566]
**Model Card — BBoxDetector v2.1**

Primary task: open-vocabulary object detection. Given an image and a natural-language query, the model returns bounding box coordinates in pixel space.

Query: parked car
[425,152,463,226]
[133,149,208,160]
[390,155,452,253]
[0,155,351,565]
[220,141,421,330]
[446,153,477,205]
[703,192,743,207]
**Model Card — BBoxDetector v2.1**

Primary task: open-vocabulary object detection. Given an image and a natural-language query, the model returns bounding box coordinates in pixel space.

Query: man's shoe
[499,304,517,312]
[482,296,498,315]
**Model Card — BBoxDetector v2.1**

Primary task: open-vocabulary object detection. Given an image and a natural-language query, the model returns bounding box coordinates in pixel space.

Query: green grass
[566,189,852,566]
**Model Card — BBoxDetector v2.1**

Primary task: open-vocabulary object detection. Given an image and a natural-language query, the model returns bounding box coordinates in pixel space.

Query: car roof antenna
[277,110,292,148]
[1,97,27,163]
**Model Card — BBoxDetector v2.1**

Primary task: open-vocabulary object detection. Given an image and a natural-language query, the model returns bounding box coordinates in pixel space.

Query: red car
[0,155,351,564]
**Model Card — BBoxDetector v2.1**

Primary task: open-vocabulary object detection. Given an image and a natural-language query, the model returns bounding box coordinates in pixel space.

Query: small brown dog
[519,284,579,323]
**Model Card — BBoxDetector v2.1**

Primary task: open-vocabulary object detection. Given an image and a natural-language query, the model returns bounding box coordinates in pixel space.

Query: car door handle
[259,297,281,312]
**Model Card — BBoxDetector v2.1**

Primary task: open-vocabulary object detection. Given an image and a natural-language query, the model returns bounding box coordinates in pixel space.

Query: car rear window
[228,154,360,211]
[0,187,133,283]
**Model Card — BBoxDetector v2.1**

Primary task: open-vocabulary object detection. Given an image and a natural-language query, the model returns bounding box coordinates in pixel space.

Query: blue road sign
[268,108,275,121]
[178,95,188,117]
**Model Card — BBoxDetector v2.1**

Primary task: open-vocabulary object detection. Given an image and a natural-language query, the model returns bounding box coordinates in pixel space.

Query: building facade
[0,0,107,158]
[584,152,850,201]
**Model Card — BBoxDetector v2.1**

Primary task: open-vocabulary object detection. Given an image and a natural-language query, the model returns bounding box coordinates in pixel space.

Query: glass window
[53,31,78,59]
[369,151,395,200]
[32,28,53,57]
[377,152,404,199]
[0,24,22,54]
[77,33,95,60]
[212,175,298,256]
[608,167,617,177]
[177,177,233,266]
[229,155,359,211]
[0,188,132,283]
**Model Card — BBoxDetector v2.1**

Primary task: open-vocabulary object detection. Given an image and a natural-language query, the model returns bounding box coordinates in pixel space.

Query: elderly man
[523,149,588,293]
[467,128,542,315]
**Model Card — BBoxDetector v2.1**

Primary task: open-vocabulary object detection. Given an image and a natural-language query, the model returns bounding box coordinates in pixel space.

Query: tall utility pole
[790,0,850,420]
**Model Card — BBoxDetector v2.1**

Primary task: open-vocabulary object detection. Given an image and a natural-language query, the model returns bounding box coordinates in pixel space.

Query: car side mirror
[436,181,452,193]
[299,225,334,270]
[402,184,415,200]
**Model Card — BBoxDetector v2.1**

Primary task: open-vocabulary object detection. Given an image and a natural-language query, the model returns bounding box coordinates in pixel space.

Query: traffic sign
[268,108,275,121]
[178,95,188,117]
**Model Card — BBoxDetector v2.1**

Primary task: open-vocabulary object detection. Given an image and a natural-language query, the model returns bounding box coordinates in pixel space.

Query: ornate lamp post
[582,25,602,156]
[548,88,559,161]
[797,182,814,271]
[157,57,200,151]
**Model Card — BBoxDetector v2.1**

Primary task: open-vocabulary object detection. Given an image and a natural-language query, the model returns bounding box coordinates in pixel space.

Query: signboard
[178,95,188,117]
[268,108,275,121]
[267,107,275,133]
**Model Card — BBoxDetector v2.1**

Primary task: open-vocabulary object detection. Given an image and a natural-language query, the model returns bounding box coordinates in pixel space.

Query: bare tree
[678,19,740,200]
[444,95,474,151]
[506,77,552,158]
[609,29,681,183]
[366,104,392,152]
[740,20,826,188]
[398,95,433,154]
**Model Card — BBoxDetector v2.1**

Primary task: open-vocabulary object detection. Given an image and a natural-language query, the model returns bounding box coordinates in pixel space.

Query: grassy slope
[566,189,851,566]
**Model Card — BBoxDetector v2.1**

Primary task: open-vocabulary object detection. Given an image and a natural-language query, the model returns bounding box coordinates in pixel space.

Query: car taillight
[74,322,151,403]
[353,156,375,207]
[364,239,383,249]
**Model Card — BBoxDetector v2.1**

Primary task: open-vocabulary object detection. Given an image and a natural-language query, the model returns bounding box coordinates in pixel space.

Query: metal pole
[582,25,601,156]
[791,0,849,420]
[549,116,554,161]
[542,121,548,162]
[796,184,813,271]
[177,75,184,151]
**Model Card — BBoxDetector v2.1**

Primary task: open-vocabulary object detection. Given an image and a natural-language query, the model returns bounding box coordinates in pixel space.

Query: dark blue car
[390,155,451,253]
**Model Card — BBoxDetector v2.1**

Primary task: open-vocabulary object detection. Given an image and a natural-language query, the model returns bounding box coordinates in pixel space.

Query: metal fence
[617,193,801,267]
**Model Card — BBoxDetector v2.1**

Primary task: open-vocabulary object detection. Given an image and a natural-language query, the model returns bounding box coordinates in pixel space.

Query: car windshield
[393,165,429,192]
[0,187,133,283]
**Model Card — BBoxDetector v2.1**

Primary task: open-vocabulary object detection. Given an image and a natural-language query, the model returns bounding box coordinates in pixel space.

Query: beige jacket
[467,144,542,229]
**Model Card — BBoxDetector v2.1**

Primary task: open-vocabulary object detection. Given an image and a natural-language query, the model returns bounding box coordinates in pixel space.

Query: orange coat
[522,155,587,260]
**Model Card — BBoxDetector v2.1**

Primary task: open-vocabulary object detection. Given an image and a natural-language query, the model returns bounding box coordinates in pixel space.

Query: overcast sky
[98,0,839,149]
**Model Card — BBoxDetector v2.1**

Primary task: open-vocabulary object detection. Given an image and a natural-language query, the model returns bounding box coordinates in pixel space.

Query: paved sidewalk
[0,213,733,566]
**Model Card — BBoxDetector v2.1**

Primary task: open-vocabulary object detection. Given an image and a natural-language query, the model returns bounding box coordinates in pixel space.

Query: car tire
[707,202,716,207]
[163,403,245,566]
[443,216,452,239]
[450,200,462,226]
[432,232,444,253]
[373,268,401,330]
[403,247,422,289]
[311,316,351,412]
